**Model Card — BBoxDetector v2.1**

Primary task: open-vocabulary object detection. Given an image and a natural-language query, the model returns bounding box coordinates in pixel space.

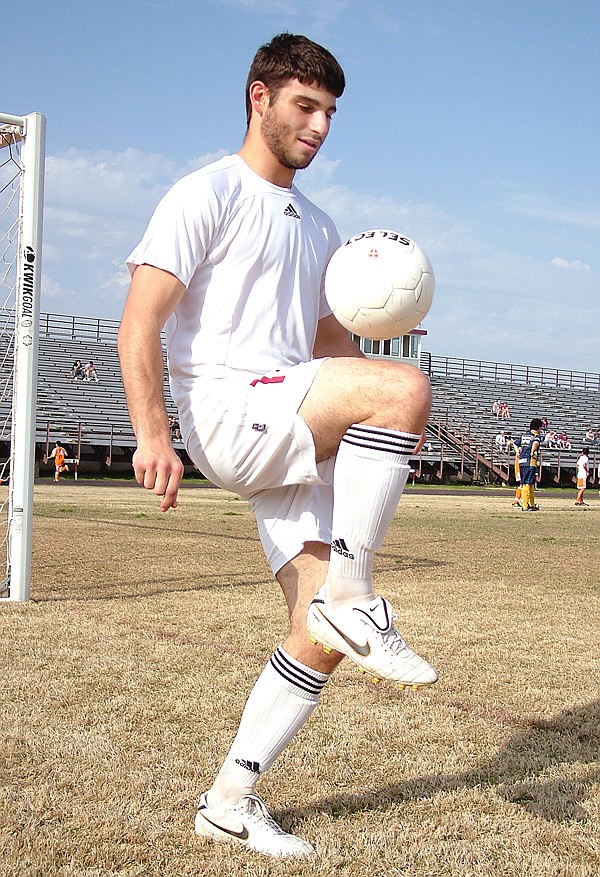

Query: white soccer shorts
[179,359,334,574]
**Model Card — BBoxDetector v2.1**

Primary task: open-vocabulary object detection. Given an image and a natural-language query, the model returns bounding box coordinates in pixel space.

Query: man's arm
[312,313,364,359]
[118,264,186,511]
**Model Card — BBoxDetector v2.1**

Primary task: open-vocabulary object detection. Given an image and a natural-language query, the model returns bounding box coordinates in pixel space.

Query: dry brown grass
[1,483,599,877]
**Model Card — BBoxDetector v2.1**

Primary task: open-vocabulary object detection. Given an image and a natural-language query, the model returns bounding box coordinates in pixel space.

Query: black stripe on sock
[270,648,327,697]
[342,424,419,455]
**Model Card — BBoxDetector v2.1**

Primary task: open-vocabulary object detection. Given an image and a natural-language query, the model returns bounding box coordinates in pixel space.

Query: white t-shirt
[126,154,339,390]
[577,454,589,479]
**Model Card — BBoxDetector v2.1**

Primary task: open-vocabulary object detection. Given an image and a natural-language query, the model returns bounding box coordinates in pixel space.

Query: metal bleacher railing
[41,314,600,394]
[39,311,120,343]
[420,351,600,393]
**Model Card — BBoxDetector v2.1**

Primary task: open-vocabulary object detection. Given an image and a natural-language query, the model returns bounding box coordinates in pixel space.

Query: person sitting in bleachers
[71,359,84,381]
[84,360,99,382]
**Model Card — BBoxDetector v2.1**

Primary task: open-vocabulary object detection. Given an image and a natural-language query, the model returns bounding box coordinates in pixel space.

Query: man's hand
[132,442,184,512]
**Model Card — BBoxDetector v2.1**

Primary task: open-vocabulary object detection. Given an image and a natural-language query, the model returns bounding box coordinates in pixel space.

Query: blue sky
[4,0,599,372]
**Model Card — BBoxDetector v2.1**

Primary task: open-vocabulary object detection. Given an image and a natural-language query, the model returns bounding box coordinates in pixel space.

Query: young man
[510,435,522,508]
[118,33,437,858]
[518,418,542,511]
[50,440,69,482]
[575,447,589,507]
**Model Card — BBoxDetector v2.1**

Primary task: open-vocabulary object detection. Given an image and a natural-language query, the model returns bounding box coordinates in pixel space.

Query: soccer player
[50,440,69,482]
[575,447,589,507]
[518,418,542,511]
[118,33,437,858]
[510,435,522,508]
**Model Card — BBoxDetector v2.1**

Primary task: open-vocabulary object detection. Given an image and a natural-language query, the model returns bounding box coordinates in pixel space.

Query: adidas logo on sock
[331,537,354,559]
[284,203,301,219]
[235,758,261,774]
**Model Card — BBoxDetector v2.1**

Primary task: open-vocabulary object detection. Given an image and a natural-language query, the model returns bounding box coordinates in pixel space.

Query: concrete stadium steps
[430,376,597,449]
[427,374,598,483]
[33,331,176,446]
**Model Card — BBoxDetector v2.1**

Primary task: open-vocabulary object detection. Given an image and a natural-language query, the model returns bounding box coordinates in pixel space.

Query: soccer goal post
[0,112,46,602]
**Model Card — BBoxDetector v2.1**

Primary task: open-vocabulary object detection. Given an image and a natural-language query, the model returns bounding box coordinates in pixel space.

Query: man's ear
[248,80,270,118]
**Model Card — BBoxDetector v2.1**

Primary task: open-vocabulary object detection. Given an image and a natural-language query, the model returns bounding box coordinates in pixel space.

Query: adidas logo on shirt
[284,203,301,219]
[331,538,354,559]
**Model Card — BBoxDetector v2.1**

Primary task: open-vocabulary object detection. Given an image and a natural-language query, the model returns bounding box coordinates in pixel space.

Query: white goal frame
[0,112,46,602]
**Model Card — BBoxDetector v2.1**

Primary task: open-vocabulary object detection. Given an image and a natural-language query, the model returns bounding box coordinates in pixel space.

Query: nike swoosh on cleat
[197,808,250,841]
[357,601,391,632]
[314,606,371,657]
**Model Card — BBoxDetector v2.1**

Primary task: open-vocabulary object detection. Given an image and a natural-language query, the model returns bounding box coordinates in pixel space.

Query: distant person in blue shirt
[519,418,542,511]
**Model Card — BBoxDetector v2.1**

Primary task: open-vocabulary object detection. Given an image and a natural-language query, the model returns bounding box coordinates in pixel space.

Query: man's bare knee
[299,358,431,459]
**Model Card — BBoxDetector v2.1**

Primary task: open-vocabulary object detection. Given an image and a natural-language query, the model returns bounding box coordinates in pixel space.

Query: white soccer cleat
[307,588,438,689]
[195,792,315,858]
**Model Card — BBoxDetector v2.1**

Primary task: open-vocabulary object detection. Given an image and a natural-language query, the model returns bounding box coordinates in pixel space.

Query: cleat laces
[380,615,410,656]
[242,795,288,836]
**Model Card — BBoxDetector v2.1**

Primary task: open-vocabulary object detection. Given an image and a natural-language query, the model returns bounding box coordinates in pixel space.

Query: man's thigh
[297,356,431,461]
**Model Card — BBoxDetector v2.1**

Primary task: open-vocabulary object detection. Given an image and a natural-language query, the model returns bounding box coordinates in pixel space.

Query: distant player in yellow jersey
[50,441,69,482]
[518,419,542,511]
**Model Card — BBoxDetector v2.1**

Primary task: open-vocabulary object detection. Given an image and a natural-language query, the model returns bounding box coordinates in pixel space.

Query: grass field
[1,483,599,877]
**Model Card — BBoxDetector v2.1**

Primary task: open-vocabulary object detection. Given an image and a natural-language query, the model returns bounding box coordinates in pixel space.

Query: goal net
[0,112,46,601]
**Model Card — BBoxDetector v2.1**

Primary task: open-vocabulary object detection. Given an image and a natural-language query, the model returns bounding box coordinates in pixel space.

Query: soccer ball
[324,230,435,340]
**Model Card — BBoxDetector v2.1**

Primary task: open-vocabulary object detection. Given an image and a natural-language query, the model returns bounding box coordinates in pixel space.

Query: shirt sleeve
[126,174,220,287]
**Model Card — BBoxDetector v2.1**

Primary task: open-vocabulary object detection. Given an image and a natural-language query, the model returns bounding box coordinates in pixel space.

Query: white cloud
[40,274,78,301]
[503,189,600,231]
[551,257,591,271]
[40,148,227,319]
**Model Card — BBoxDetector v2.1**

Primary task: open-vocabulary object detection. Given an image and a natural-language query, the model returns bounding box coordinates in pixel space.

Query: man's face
[260,78,337,171]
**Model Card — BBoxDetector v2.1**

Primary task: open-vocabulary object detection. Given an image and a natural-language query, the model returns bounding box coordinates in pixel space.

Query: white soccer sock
[325,423,419,606]
[207,646,328,807]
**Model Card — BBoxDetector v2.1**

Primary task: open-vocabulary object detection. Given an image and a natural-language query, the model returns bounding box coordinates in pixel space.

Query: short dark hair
[245,33,345,127]
[582,447,589,455]
[530,418,543,431]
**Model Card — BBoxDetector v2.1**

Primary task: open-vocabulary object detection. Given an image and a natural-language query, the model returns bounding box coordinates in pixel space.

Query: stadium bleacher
[1,310,598,483]
[422,354,600,485]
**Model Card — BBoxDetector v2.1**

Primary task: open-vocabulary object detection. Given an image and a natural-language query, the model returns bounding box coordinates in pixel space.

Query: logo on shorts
[331,537,354,559]
[250,374,286,387]
[252,423,267,432]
